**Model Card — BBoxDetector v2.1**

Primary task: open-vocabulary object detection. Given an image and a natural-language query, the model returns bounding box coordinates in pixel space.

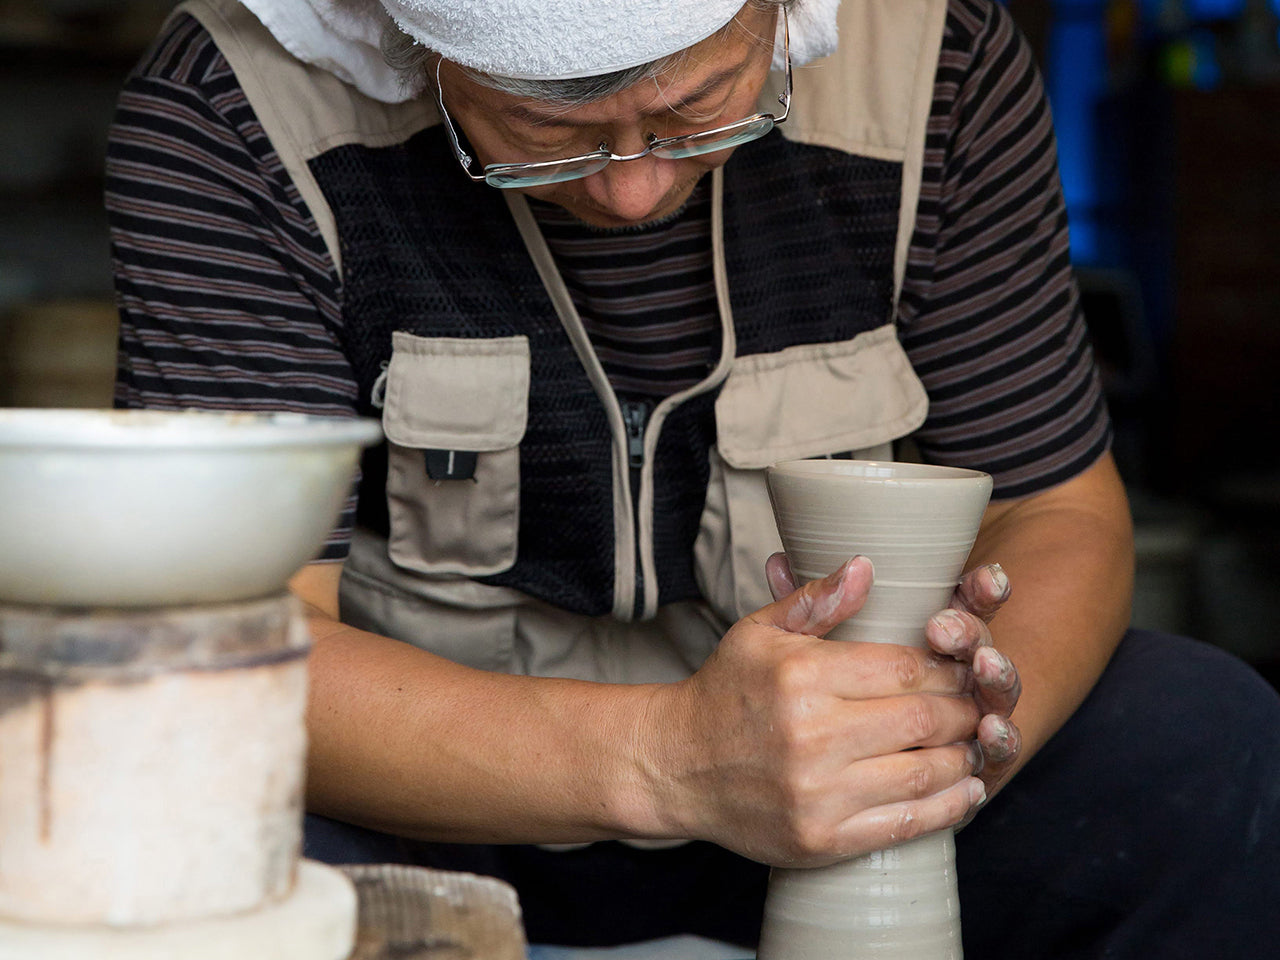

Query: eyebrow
[502,63,747,128]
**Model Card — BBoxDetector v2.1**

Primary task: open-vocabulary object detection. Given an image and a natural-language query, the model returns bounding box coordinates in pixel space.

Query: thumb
[754,555,874,638]
[764,552,797,601]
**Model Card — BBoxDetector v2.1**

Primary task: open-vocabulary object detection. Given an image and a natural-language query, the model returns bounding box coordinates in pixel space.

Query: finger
[841,742,983,812]
[972,644,1021,717]
[832,777,987,860]
[925,608,992,663]
[820,693,982,764]
[807,640,972,700]
[765,552,797,602]
[951,563,1010,622]
[752,556,874,638]
[977,713,1021,767]
[783,743,980,860]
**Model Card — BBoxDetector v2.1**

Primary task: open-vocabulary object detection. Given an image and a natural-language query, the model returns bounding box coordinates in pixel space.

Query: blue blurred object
[1189,0,1246,19]
[1047,0,1109,263]
[1190,26,1224,86]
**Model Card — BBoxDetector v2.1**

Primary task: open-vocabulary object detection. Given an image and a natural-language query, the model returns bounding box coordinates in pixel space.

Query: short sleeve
[897,0,1111,500]
[106,14,359,558]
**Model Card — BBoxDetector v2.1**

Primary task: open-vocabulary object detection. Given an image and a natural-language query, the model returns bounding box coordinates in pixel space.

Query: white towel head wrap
[239,0,842,102]
[384,0,746,80]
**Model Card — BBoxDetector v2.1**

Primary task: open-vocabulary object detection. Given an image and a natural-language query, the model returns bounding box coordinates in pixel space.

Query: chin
[538,169,710,229]
[570,206,679,229]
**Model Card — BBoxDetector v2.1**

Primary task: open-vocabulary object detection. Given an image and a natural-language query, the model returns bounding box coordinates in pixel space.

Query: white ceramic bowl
[0,409,383,608]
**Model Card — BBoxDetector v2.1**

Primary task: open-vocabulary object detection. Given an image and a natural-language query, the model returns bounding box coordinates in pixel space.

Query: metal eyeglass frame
[434,8,792,189]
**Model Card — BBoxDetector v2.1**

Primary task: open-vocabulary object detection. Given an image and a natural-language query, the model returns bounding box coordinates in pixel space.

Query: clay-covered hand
[761,555,1021,818]
[924,563,1022,804]
[638,557,988,868]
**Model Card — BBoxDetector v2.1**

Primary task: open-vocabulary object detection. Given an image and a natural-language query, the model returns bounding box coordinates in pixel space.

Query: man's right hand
[635,556,988,867]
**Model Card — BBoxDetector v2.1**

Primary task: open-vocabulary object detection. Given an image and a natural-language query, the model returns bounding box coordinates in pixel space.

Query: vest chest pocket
[379,332,530,577]
[695,325,929,622]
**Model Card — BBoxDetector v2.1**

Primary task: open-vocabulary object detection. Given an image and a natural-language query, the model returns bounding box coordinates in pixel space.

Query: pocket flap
[715,325,928,469]
[382,332,530,450]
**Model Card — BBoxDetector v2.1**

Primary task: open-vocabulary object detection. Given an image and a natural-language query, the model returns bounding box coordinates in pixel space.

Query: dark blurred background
[2,0,1278,681]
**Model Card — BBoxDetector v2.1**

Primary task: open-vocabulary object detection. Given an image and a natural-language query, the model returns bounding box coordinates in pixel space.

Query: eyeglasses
[435,9,792,189]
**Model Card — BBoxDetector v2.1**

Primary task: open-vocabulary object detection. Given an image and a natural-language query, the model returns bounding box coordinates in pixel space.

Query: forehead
[457,4,776,125]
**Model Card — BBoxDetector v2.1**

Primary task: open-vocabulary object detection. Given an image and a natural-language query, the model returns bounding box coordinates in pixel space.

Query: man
[107,0,1280,954]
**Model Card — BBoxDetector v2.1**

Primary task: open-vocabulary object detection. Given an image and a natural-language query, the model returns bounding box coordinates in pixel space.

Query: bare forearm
[302,615,662,843]
[967,453,1134,772]
[293,560,994,866]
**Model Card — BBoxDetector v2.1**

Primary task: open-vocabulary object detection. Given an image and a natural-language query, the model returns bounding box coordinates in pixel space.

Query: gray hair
[382,0,795,106]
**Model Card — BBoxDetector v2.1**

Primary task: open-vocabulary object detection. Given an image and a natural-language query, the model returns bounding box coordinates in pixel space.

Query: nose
[581,153,679,223]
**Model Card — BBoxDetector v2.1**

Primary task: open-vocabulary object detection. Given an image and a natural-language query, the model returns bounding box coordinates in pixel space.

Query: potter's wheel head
[0,409,382,608]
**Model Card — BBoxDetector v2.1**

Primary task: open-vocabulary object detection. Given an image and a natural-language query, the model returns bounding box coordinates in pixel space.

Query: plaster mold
[0,597,309,925]
[0,860,356,960]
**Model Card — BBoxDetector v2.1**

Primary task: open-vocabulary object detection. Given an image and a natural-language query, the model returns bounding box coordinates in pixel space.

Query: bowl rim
[0,409,383,450]
[767,458,992,485]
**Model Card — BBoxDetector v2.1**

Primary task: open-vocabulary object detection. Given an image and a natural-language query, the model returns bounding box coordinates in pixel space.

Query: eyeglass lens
[486,155,612,188]
[486,117,777,187]
[650,116,775,160]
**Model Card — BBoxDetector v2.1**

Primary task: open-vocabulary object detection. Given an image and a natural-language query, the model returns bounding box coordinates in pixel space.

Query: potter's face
[438,5,778,228]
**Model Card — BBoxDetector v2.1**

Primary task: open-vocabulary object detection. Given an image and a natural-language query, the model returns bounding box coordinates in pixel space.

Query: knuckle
[773,651,817,700]
[905,698,938,743]
[887,805,925,845]
[890,649,924,689]
[788,818,835,860]
[774,777,836,861]
[776,749,826,809]
[775,713,809,755]
[772,701,828,766]
[905,758,936,798]
[778,764,817,808]
[959,610,985,644]
[790,587,817,625]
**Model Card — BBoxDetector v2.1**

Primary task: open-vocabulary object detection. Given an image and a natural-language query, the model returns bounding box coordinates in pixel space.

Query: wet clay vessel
[759,459,992,960]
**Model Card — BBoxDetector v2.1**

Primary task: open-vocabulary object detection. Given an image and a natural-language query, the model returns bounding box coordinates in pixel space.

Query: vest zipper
[620,398,650,621]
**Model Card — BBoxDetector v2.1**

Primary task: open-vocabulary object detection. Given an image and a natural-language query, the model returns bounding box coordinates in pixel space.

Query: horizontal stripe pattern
[107,13,357,560]
[530,182,720,400]
[106,0,1110,565]
[899,0,1110,498]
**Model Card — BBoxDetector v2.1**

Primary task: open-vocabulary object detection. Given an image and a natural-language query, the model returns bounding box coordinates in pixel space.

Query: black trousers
[305,630,1280,957]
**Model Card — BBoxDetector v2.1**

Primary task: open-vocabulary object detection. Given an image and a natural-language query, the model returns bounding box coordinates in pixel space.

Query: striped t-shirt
[529,182,719,403]
[106,0,1111,561]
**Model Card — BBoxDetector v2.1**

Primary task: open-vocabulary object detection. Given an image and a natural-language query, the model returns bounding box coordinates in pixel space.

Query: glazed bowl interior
[0,409,382,608]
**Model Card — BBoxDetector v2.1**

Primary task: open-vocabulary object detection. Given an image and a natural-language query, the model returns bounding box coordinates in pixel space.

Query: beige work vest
[179,0,947,687]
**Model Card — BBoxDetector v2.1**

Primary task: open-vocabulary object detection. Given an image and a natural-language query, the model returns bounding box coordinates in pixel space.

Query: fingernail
[826,555,872,587]
[823,558,853,590]
[967,743,985,774]
[976,647,1009,683]
[930,610,964,645]
[851,554,874,582]
[995,651,1014,685]
[988,564,1010,600]
[990,716,1011,743]
[970,778,987,806]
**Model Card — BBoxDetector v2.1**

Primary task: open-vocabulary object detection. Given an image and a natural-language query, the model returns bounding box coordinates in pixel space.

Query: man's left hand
[766,556,1022,811]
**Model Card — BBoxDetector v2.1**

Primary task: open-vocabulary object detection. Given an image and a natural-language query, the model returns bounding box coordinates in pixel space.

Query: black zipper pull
[619,398,651,621]
[621,399,649,469]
